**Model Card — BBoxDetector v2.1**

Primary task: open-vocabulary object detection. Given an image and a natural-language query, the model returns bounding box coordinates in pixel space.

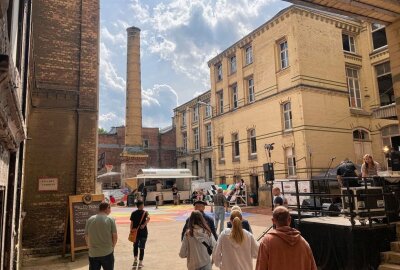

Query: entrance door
[250,175,259,206]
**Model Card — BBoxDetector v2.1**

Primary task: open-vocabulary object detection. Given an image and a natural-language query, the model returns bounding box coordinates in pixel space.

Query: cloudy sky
[99,0,290,131]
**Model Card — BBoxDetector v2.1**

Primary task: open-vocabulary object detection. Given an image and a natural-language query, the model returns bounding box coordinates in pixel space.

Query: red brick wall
[22,0,99,253]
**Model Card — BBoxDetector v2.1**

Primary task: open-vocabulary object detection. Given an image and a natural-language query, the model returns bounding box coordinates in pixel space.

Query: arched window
[353,128,371,164]
[353,129,370,141]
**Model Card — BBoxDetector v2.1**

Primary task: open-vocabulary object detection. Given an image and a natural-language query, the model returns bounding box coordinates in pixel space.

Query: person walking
[226,206,252,233]
[85,202,118,270]
[181,200,218,241]
[212,210,259,270]
[130,201,150,269]
[179,211,216,270]
[212,187,228,234]
[256,206,317,270]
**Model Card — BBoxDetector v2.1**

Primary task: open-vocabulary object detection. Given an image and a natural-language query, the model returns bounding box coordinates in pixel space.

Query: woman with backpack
[179,210,216,270]
[213,210,259,270]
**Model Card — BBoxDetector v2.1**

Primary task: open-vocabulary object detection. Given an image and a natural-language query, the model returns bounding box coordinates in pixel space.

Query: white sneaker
[138,262,144,268]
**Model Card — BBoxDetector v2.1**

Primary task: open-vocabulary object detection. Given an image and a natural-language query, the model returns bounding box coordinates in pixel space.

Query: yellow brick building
[201,6,397,195]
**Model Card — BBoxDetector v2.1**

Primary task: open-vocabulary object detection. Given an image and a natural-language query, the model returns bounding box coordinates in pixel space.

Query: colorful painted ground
[110,204,253,225]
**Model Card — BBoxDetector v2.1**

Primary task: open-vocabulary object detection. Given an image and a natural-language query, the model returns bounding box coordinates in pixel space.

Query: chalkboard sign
[63,194,104,261]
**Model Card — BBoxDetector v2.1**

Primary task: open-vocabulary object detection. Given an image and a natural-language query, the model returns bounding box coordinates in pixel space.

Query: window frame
[279,40,289,70]
[193,128,199,151]
[219,137,225,160]
[283,102,293,131]
[206,124,212,147]
[375,61,394,106]
[231,84,238,109]
[342,33,356,53]
[216,63,223,81]
[249,129,257,155]
[217,90,224,114]
[371,23,388,51]
[346,67,362,109]
[205,101,212,118]
[232,133,240,158]
[182,111,186,126]
[286,147,297,177]
[182,132,187,152]
[248,78,255,103]
[143,139,149,148]
[193,106,199,122]
[245,45,253,65]
[230,55,237,74]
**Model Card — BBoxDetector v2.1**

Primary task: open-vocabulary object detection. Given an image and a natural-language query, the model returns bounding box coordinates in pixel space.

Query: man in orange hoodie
[256,206,317,270]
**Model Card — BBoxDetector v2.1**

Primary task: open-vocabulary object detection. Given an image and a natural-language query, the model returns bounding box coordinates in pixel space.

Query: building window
[143,139,149,148]
[181,162,187,168]
[248,78,255,103]
[232,133,240,158]
[381,125,400,152]
[283,102,292,131]
[217,91,224,114]
[192,160,199,176]
[245,45,253,65]
[279,40,289,69]
[249,129,257,155]
[286,147,296,177]
[183,132,187,152]
[206,124,212,147]
[346,67,361,108]
[205,101,212,118]
[193,128,199,150]
[216,63,223,81]
[231,84,238,109]
[219,137,225,159]
[182,111,186,126]
[342,34,356,53]
[230,56,237,74]
[193,106,199,122]
[372,23,387,50]
[376,61,394,106]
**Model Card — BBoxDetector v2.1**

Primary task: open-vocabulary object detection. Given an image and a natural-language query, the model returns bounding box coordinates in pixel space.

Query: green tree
[98,127,108,134]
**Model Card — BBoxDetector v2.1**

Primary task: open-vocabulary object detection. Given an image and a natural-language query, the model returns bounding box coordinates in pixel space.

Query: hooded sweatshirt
[212,228,259,270]
[179,225,216,270]
[255,226,317,270]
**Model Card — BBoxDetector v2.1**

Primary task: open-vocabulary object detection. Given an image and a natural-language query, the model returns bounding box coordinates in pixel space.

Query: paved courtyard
[22,204,272,270]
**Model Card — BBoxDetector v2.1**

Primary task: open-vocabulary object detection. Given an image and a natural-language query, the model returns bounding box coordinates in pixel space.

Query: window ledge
[229,71,237,76]
[350,108,371,116]
[219,159,225,165]
[283,129,293,134]
[276,66,290,76]
[249,154,257,160]
[243,62,253,68]
[232,157,240,163]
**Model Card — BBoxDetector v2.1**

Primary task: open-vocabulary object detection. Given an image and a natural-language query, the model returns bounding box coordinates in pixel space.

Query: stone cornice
[207,5,361,67]
[173,90,211,112]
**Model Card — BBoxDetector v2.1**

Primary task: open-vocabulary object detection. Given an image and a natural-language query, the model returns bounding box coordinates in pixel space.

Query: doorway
[250,175,259,206]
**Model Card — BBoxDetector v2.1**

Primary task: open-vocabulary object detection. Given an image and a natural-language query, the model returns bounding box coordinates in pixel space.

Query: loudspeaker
[391,151,400,171]
[263,163,274,182]
[301,198,321,210]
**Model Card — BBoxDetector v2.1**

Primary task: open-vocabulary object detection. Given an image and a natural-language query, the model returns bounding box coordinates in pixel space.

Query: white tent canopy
[136,168,198,179]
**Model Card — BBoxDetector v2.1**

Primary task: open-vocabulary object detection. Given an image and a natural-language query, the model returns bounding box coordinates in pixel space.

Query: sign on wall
[38,177,58,191]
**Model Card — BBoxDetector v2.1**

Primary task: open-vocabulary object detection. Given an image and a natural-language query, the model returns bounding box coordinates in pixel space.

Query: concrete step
[392,242,400,253]
[382,251,400,265]
[379,263,400,270]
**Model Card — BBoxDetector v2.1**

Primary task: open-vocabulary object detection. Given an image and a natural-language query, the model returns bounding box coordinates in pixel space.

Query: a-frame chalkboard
[63,194,104,261]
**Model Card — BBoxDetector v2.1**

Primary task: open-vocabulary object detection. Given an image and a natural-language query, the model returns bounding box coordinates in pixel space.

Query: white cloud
[101,27,126,46]
[99,112,117,122]
[100,42,126,92]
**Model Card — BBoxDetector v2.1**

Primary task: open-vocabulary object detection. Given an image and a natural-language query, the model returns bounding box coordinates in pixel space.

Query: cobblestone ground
[22,204,272,270]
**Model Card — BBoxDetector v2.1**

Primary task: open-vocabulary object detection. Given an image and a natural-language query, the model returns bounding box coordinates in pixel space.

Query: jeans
[214,206,225,233]
[196,262,212,270]
[134,237,147,261]
[89,252,114,270]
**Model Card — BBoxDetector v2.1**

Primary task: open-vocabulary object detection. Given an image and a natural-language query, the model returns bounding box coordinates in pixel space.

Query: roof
[136,168,198,179]
[207,5,360,66]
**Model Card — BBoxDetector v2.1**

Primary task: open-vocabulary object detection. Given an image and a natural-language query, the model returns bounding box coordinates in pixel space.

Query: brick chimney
[120,26,148,188]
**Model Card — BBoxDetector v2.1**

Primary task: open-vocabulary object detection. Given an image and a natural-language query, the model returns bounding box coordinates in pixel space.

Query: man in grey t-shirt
[85,202,118,270]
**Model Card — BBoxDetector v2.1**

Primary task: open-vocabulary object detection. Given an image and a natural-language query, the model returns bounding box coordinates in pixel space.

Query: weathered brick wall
[142,128,160,167]
[22,0,99,253]
[160,128,176,168]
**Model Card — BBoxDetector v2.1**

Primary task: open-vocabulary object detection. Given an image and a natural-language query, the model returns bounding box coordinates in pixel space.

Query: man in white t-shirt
[272,187,288,207]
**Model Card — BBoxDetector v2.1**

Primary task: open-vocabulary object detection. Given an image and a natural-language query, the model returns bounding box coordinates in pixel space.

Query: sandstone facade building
[174,91,213,180]
[174,6,397,201]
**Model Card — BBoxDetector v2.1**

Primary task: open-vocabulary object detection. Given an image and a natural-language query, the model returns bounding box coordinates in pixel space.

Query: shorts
[134,237,147,249]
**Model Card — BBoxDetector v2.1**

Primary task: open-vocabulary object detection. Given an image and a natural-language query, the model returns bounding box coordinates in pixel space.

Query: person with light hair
[256,206,317,270]
[361,154,380,177]
[212,187,228,234]
[226,206,252,233]
[212,210,259,270]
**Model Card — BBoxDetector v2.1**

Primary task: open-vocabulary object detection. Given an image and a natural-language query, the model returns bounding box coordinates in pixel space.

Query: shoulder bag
[128,211,146,243]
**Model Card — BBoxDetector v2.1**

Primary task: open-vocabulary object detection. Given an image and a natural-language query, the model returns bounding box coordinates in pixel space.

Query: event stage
[292,216,397,270]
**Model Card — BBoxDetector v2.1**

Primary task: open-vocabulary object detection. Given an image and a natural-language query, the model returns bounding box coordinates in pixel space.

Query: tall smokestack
[125,26,142,147]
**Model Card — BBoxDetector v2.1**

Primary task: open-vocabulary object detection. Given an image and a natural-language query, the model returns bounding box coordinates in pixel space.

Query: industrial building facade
[174,6,397,203]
